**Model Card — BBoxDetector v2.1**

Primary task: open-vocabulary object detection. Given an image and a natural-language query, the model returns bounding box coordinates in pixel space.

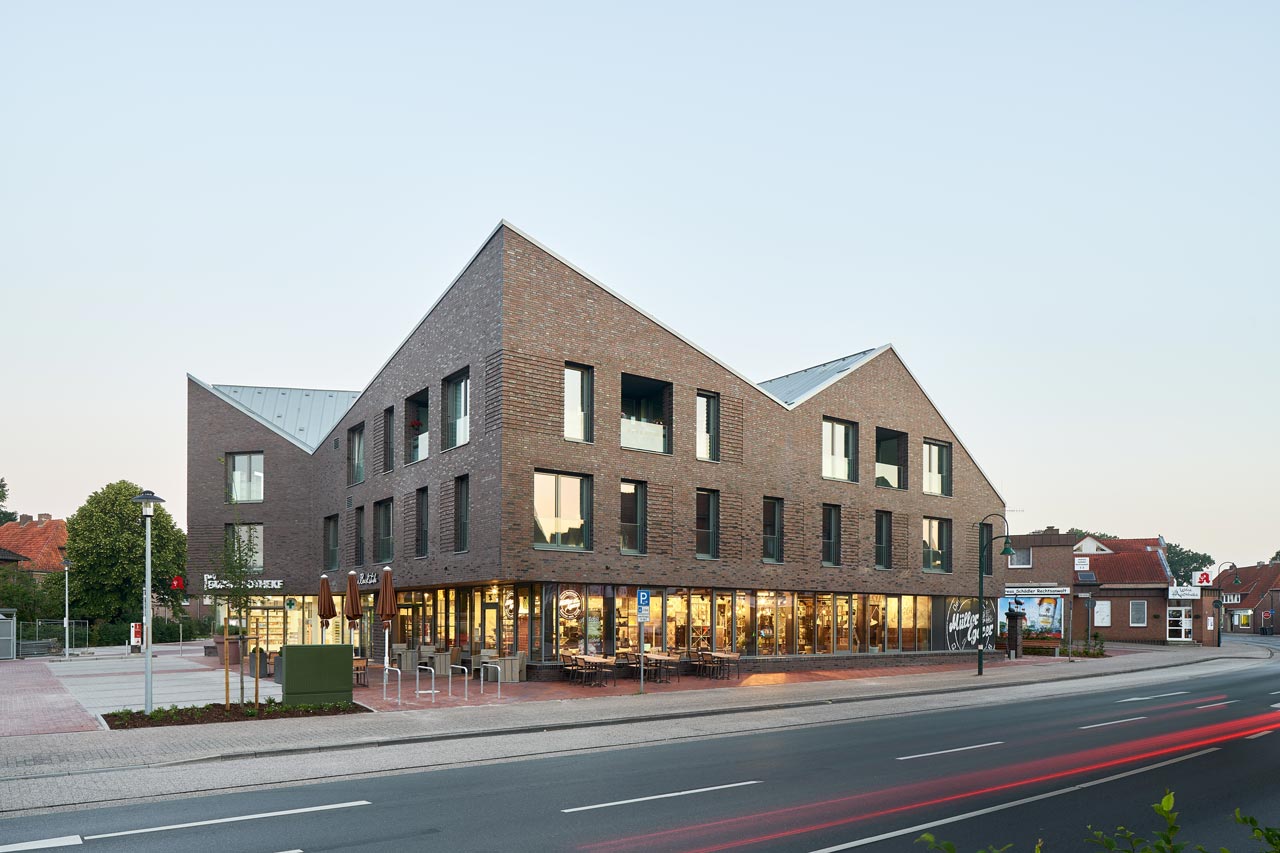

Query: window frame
[563,364,594,442]
[381,407,395,473]
[533,470,593,551]
[354,506,366,566]
[979,522,993,577]
[323,515,339,571]
[225,452,264,503]
[822,504,841,567]
[874,427,908,490]
[405,388,430,464]
[1008,546,1033,568]
[696,391,720,462]
[226,522,264,572]
[347,424,365,486]
[453,476,469,552]
[695,488,720,559]
[620,480,647,555]
[1129,600,1148,627]
[415,487,429,558]
[922,517,953,573]
[821,418,857,482]
[373,497,394,563]
[922,439,952,497]
[762,496,784,563]
[874,510,893,570]
[443,370,470,451]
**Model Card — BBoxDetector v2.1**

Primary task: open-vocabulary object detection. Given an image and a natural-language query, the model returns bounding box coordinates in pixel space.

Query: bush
[89,615,217,646]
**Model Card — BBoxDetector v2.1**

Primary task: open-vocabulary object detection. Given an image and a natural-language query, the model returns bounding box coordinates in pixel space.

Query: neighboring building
[0,514,67,580]
[1215,562,1280,635]
[187,222,1008,672]
[0,547,29,567]
[1000,528,1217,645]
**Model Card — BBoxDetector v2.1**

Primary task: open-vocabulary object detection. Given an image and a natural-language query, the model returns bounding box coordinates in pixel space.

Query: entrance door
[1167,606,1192,642]
[480,602,500,652]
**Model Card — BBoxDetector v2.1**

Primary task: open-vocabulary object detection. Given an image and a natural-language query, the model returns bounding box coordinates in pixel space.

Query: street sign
[1074,557,1090,572]
[637,589,651,623]
[1005,585,1070,596]
[1193,568,1217,587]
[1264,611,1273,619]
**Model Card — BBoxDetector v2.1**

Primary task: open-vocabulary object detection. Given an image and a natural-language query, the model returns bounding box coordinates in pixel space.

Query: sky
[2,3,1277,565]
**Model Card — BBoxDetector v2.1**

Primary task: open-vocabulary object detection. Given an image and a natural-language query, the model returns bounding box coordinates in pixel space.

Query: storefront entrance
[1167,606,1192,642]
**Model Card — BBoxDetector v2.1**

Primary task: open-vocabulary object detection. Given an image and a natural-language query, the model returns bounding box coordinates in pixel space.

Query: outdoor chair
[719,651,742,679]
[560,653,584,683]
[352,657,369,687]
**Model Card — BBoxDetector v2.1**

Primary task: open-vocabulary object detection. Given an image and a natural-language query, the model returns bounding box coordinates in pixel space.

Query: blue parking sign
[637,589,650,622]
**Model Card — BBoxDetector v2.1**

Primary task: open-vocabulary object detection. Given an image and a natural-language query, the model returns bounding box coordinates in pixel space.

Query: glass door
[480,602,500,652]
[1167,606,1192,641]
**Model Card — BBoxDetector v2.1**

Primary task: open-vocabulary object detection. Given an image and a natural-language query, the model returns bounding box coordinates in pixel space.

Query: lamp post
[62,559,71,660]
[976,513,1017,676]
[1212,600,1223,647]
[1216,561,1240,635]
[131,490,165,713]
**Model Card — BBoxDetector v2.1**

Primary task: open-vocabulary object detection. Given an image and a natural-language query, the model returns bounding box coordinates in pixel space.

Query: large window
[226,523,263,571]
[1008,546,1033,568]
[534,471,592,550]
[415,487,429,558]
[696,392,720,461]
[380,407,394,473]
[324,515,339,571]
[453,476,469,552]
[979,522,993,576]
[923,440,952,496]
[822,504,841,566]
[822,419,856,481]
[620,373,671,454]
[405,388,429,463]
[564,364,593,442]
[620,481,646,554]
[875,511,892,569]
[1130,600,1147,627]
[443,370,470,450]
[374,498,394,562]
[695,489,719,558]
[922,517,952,572]
[762,497,783,562]
[226,452,263,503]
[347,424,365,485]
[875,427,907,489]
[354,506,365,566]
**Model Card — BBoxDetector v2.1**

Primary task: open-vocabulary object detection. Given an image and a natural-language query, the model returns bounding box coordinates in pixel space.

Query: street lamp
[131,490,165,713]
[1215,562,1239,638]
[62,559,71,661]
[976,513,1017,676]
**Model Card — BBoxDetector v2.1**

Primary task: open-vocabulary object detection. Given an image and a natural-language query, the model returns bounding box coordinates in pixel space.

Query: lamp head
[1000,537,1016,557]
[131,490,165,517]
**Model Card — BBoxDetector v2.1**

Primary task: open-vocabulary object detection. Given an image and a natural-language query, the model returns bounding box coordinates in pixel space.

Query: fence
[17,620,90,656]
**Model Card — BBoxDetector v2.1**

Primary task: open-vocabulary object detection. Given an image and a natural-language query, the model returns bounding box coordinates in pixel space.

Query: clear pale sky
[2,3,1276,564]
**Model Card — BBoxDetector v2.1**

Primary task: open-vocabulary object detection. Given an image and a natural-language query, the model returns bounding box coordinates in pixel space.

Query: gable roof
[0,518,67,573]
[757,347,884,407]
[1100,537,1165,553]
[1215,562,1280,610]
[0,547,29,563]
[187,376,359,452]
[1088,550,1174,586]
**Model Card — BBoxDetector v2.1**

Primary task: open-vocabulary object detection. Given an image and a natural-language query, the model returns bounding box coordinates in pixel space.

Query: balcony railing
[621,419,667,453]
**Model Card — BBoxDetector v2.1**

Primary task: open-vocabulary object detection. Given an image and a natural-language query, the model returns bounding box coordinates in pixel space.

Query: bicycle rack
[479,662,501,697]
[383,664,402,706]
[415,663,436,703]
[449,664,468,700]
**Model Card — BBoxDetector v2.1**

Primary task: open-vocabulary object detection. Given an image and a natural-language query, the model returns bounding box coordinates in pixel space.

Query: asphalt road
[3,649,1278,852]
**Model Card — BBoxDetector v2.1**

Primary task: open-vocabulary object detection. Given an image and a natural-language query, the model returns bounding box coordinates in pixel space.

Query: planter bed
[103,699,369,729]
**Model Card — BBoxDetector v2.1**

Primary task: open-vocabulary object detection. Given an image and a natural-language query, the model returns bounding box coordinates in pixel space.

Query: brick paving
[0,659,100,737]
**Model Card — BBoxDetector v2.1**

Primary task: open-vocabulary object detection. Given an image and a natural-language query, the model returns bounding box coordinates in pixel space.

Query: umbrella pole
[383,625,390,700]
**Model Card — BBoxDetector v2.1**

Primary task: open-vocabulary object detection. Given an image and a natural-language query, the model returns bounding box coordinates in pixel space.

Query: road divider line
[1079,717,1146,730]
[83,801,370,840]
[1245,731,1273,740]
[803,749,1218,852]
[896,742,1004,761]
[1197,701,1239,709]
[1270,691,1280,696]
[1117,692,1187,703]
[0,837,83,852]
[562,781,762,813]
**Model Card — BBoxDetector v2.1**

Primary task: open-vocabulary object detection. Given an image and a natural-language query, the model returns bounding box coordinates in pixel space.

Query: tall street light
[976,513,1016,676]
[62,559,71,661]
[131,490,165,713]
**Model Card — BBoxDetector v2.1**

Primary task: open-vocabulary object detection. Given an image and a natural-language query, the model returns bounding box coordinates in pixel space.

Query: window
[415,487,429,558]
[875,511,892,569]
[324,515,339,571]
[405,388,430,463]
[875,428,907,489]
[696,392,720,461]
[922,517,952,572]
[534,471,592,550]
[347,424,365,485]
[695,489,719,558]
[1129,600,1147,627]
[979,522,993,576]
[453,476,469,552]
[620,481,646,554]
[354,506,365,566]
[762,497,783,562]
[923,440,952,496]
[564,364,593,442]
[225,453,264,503]
[443,370,470,450]
[1008,547,1033,568]
[373,498,394,562]
[620,373,671,453]
[822,419,856,481]
[822,504,841,566]
[381,407,394,473]
[226,523,263,571]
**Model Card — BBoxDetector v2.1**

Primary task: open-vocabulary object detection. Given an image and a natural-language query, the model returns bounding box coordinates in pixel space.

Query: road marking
[1270,690,1280,695]
[0,838,83,852]
[1197,700,1239,709]
[1117,691,1187,703]
[1079,717,1146,730]
[562,781,762,813]
[1272,703,1280,709]
[82,801,370,840]
[897,742,1004,761]
[1245,731,1273,740]
[803,749,1218,852]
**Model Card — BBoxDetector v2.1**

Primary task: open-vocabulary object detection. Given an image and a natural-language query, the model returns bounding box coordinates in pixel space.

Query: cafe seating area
[559,649,741,686]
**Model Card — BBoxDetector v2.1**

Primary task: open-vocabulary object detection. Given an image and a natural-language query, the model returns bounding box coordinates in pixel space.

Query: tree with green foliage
[1271,548,1279,564]
[1164,542,1213,586]
[0,569,57,623]
[1067,527,1118,540]
[64,480,187,627]
[0,476,17,525]
[216,515,262,705]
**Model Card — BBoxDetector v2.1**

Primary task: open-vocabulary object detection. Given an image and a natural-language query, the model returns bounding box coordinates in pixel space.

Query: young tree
[64,480,187,627]
[1165,542,1213,586]
[0,477,17,525]
[215,517,261,706]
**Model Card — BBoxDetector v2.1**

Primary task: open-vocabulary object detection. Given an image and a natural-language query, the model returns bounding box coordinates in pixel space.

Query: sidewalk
[0,640,1269,785]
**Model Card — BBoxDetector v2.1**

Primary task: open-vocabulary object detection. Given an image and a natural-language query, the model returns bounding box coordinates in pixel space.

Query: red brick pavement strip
[0,660,101,737]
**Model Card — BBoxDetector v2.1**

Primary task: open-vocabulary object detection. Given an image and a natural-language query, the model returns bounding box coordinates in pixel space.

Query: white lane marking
[1270,690,1280,695]
[1272,702,1280,709]
[562,781,762,813]
[804,748,1218,852]
[1079,717,1146,730]
[1197,700,1239,709]
[1117,691,1188,703]
[0,838,83,852]
[897,742,1004,761]
[1246,731,1273,740]
[83,801,370,840]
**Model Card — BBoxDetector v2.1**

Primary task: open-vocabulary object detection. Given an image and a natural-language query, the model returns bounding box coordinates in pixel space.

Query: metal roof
[757,347,883,407]
[189,376,359,452]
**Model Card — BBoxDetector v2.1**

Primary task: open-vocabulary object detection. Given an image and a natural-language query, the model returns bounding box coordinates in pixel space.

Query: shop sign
[944,597,997,651]
[202,574,283,591]
[1000,595,1063,638]
[357,572,379,586]
[1192,568,1217,587]
[1168,586,1201,600]
[1094,600,1112,627]
[1074,557,1090,572]
[559,588,583,620]
[285,597,299,611]
[1004,585,1070,597]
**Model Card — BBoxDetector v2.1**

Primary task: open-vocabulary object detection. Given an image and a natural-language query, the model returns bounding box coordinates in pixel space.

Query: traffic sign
[637,589,651,623]
[1264,611,1273,619]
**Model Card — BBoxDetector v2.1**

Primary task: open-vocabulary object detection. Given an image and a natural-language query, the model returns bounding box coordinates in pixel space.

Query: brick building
[1215,562,1280,634]
[187,222,1009,671]
[0,514,67,580]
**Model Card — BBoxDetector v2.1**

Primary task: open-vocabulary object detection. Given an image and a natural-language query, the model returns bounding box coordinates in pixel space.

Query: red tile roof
[0,518,68,573]
[1099,538,1164,553]
[1215,562,1280,610]
[1089,550,1173,585]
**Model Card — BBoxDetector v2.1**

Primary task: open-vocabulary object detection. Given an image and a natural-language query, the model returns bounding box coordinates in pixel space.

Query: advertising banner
[944,597,997,651]
[999,595,1064,639]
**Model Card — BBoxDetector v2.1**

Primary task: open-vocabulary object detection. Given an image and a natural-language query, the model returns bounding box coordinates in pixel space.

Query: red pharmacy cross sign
[170,576,185,591]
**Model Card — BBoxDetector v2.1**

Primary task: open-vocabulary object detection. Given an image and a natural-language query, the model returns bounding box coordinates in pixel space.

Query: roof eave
[187,374,319,454]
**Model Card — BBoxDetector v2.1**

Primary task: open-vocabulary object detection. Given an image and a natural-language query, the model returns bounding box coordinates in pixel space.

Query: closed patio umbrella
[344,571,362,652]
[376,567,398,679]
[317,575,337,644]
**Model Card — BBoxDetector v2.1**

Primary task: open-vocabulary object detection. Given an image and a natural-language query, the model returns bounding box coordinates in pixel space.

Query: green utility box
[280,644,353,705]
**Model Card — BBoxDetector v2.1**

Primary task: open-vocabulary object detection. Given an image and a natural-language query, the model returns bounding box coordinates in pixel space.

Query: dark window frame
[415,487,429,558]
[696,391,720,462]
[533,470,593,551]
[874,427,908,490]
[922,516,953,573]
[762,496,784,563]
[354,506,366,566]
[923,439,952,497]
[564,363,594,442]
[381,407,395,473]
[875,510,892,570]
[324,515,339,571]
[821,418,857,482]
[373,497,394,563]
[620,480,647,555]
[443,369,471,451]
[347,424,365,486]
[695,488,720,559]
[453,476,469,552]
[822,504,841,566]
[225,452,264,503]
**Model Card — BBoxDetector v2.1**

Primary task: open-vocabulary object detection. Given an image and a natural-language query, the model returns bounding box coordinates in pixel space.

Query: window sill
[620,550,647,557]
[762,559,784,566]
[452,549,469,555]
[414,554,429,560]
[564,437,594,445]
[441,441,470,454]
[874,483,907,491]
[622,445,671,456]
[922,568,953,575]
[695,555,720,561]
[696,457,720,464]
[923,491,953,498]
[821,476,858,485]
[874,565,892,571]
[533,545,593,553]
[405,456,429,466]
[821,562,841,568]
[225,499,264,505]
[1009,565,1033,570]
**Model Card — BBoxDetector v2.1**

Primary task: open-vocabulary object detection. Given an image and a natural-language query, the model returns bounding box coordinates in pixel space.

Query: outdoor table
[577,655,615,687]
[644,651,680,683]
